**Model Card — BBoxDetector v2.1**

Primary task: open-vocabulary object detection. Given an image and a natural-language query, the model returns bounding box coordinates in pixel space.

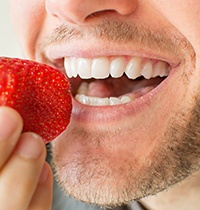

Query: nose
[46,0,137,24]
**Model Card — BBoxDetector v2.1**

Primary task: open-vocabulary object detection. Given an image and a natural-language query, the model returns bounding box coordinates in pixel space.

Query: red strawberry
[0,57,72,143]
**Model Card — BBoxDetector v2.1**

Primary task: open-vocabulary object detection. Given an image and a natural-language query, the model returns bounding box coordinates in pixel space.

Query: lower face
[10,0,200,207]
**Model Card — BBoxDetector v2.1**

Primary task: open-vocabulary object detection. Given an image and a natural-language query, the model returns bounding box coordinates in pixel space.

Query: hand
[0,106,53,210]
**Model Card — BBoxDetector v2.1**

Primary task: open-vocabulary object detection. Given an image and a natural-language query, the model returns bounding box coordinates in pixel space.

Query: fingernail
[0,107,19,140]
[17,133,44,159]
[39,163,49,183]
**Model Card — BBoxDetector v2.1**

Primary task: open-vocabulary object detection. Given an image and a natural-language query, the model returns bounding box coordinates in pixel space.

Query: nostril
[46,0,138,25]
[85,10,116,20]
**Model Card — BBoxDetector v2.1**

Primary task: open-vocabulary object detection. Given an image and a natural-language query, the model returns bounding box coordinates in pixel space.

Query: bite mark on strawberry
[0,57,72,143]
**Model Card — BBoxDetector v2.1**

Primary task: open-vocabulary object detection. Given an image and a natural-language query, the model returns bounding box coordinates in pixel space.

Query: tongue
[87,80,118,97]
[87,76,163,98]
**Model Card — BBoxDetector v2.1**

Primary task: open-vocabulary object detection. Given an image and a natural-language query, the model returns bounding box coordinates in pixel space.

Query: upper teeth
[64,56,169,106]
[64,56,169,80]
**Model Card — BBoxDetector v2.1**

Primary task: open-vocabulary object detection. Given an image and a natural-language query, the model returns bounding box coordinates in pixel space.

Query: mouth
[63,56,170,106]
[45,51,178,122]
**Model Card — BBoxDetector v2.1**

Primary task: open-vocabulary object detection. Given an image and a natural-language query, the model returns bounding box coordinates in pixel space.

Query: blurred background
[0,1,22,57]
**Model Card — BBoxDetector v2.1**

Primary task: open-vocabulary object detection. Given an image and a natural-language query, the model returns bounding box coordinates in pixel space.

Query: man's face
[10,0,200,207]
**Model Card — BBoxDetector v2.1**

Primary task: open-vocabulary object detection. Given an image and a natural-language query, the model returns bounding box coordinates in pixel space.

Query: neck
[139,170,200,210]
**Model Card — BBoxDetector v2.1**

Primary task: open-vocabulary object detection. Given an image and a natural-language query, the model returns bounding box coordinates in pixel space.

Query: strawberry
[0,57,72,143]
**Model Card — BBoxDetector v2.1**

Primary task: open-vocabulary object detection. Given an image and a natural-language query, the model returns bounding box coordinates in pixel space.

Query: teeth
[141,61,153,79]
[153,61,169,77]
[76,82,132,106]
[64,58,72,78]
[75,94,132,106]
[71,57,78,77]
[64,56,169,107]
[110,57,126,78]
[109,97,122,105]
[91,57,110,79]
[120,96,132,104]
[125,57,142,79]
[78,58,92,79]
[64,56,169,80]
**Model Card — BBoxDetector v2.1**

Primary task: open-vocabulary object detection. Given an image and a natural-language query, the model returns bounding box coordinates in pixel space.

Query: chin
[37,19,200,206]
[50,102,200,207]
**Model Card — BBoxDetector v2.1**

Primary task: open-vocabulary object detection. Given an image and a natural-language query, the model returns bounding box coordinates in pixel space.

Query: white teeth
[120,96,132,104]
[141,61,153,79]
[125,57,142,79]
[64,56,169,80]
[78,58,92,79]
[64,58,72,78]
[64,56,169,107]
[153,61,169,77]
[110,57,126,78]
[75,94,132,106]
[90,97,109,106]
[92,57,110,79]
[109,97,122,105]
[71,57,78,77]
[76,81,132,106]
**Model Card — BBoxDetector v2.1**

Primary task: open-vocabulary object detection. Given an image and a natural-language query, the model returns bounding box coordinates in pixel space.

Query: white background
[0,1,21,57]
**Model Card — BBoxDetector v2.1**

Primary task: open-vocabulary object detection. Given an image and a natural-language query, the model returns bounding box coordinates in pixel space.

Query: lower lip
[70,70,174,123]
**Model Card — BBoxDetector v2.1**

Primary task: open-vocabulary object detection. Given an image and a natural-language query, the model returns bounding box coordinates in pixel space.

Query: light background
[0,1,22,57]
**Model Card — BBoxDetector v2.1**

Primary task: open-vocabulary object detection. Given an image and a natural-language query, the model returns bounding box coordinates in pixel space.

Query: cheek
[151,0,200,54]
[9,0,46,58]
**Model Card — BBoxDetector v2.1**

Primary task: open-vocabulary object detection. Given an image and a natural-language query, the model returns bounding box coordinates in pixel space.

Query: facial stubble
[43,20,200,206]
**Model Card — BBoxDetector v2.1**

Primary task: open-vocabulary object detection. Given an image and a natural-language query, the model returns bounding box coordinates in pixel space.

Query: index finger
[0,106,23,168]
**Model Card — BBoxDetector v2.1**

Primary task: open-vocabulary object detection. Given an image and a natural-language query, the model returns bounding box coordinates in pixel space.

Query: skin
[3,0,200,209]
[0,107,53,210]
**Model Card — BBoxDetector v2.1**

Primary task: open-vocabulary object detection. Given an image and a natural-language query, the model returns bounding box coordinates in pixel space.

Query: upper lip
[39,40,182,121]
[43,42,180,96]
[42,20,185,71]
[44,41,181,71]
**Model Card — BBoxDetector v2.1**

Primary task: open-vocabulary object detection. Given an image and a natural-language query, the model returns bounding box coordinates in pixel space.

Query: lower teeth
[75,94,132,106]
[74,80,156,106]
[75,81,132,106]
